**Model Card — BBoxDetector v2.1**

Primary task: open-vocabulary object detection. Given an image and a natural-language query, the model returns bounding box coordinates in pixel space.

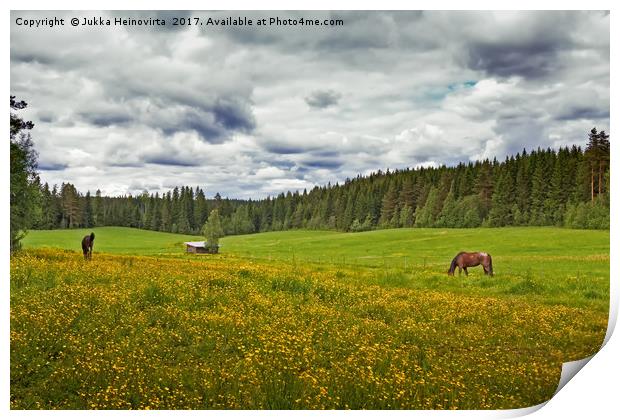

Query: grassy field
[12,227,609,409]
[23,225,610,274]
[22,227,199,256]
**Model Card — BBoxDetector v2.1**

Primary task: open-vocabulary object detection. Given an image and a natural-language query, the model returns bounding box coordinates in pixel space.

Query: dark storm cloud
[170,112,223,142]
[122,95,255,144]
[158,100,255,143]
[264,144,309,154]
[191,105,254,142]
[466,41,564,79]
[555,106,610,121]
[11,50,56,65]
[313,150,340,158]
[108,161,145,168]
[302,159,344,169]
[80,112,132,127]
[455,11,605,80]
[39,162,68,171]
[305,89,342,109]
[213,99,256,131]
[145,156,201,167]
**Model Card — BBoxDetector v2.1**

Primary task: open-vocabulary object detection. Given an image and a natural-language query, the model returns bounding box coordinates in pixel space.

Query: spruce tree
[414,186,439,227]
[436,185,458,227]
[10,96,40,250]
[150,195,161,231]
[515,150,531,219]
[529,155,549,225]
[487,169,514,226]
[475,160,494,219]
[379,184,398,227]
[84,191,94,228]
[399,205,414,228]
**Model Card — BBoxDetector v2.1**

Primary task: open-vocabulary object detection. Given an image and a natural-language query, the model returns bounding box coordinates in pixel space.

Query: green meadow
[22,226,610,309]
[13,226,610,409]
[21,227,198,256]
[23,225,609,264]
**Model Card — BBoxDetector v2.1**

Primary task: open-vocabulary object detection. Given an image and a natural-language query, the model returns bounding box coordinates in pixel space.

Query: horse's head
[448,255,459,275]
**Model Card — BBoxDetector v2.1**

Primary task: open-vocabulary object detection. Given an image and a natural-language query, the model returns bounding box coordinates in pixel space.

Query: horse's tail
[448,256,458,274]
[488,255,493,276]
[90,232,95,242]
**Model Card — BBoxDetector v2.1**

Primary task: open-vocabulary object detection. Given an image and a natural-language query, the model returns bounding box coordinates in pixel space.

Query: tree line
[32,130,610,235]
[10,96,610,251]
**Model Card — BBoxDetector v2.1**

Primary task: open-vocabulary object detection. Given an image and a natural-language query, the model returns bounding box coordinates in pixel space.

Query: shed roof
[184,241,206,247]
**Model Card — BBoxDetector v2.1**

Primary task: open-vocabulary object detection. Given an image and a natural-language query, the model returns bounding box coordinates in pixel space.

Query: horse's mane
[448,255,459,273]
[448,252,467,273]
[89,232,95,241]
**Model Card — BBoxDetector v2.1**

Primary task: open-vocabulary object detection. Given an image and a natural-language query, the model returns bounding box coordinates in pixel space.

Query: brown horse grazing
[448,251,493,276]
[81,232,95,260]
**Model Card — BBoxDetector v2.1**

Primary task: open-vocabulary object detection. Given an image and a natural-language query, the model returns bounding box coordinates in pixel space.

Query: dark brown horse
[448,251,493,276]
[81,232,95,260]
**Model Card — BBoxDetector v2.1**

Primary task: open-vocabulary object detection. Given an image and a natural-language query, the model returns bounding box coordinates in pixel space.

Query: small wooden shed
[184,241,219,254]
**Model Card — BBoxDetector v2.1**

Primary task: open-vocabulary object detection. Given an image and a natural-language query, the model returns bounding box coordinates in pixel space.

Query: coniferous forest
[31,129,610,236]
[11,97,610,248]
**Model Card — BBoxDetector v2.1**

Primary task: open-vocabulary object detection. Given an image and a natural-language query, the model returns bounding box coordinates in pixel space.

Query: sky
[10,10,610,199]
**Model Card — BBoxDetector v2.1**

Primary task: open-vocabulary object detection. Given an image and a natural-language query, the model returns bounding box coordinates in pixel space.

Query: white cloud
[254,166,287,180]
[10,10,609,198]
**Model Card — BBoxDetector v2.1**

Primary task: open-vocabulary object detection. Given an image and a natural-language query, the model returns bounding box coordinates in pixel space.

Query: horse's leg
[458,266,462,275]
[463,267,468,276]
[483,266,488,275]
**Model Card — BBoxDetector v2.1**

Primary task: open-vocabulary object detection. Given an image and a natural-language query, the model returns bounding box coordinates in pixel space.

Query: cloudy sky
[11,11,610,198]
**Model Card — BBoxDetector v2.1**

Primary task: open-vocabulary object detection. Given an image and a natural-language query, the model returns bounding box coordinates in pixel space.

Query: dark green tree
[379,183,398,227]
[475,159,493,219]
[585,128,610,201]
[414,186,439,227]
[83,191,94,227]
[436,186,459,227]
[487,168,514,226]
[529,153,550,225]
[60,183,81,228]
[10,96,40,250]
